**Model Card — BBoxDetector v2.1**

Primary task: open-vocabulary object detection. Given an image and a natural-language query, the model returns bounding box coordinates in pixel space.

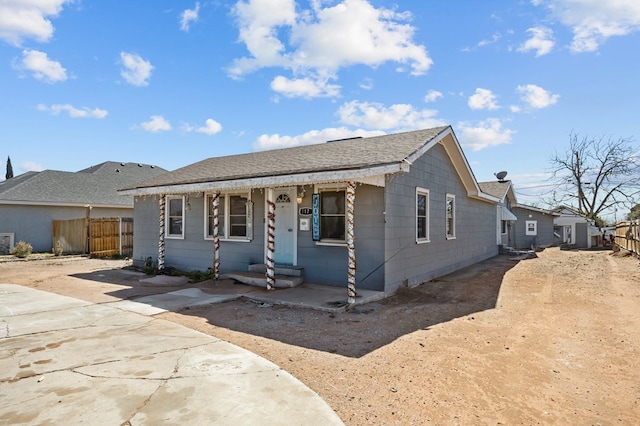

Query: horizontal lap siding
[297,185,386,291]
[384,144,498,294]
[133,193,265,273]
[512,207,556,249]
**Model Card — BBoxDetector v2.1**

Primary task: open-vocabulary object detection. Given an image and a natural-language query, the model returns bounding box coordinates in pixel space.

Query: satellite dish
[495,171,508,181]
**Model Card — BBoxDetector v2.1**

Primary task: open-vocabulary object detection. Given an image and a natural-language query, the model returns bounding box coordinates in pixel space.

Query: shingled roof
[478,181,512,201]
[121,126,480,196]
[0,161,167,207]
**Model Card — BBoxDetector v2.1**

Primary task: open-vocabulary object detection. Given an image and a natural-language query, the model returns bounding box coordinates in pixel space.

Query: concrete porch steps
[222,264,305,289]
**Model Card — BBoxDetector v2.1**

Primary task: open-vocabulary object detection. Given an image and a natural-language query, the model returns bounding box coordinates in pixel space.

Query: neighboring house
[552,205,602,248]
[0,162,167,253]
[120,126,503,300]
[478,179,557,250]
[478,178,517,248]
[511,204,558,249]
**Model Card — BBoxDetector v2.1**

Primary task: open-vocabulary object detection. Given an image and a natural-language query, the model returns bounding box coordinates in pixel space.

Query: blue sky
[1,0,639,211]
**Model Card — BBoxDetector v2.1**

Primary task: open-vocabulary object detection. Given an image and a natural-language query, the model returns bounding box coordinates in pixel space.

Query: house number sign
[312,194,320,241]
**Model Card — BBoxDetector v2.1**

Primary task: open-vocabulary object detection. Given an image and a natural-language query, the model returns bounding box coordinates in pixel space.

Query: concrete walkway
[0,283,344,425]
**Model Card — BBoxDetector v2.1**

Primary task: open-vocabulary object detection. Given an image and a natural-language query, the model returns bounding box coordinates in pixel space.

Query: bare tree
[548,132,639,223]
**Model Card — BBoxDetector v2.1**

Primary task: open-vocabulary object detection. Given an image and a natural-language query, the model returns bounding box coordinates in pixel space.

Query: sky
[1,0,639,216]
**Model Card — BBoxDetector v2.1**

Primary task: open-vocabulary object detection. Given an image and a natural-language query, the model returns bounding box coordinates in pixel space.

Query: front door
[272,188,297,265]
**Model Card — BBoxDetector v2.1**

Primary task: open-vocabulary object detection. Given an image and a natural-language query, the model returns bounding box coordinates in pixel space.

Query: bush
[11,241,33,258]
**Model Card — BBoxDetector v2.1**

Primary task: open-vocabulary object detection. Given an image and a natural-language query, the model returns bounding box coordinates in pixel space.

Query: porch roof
[119,126,497,203]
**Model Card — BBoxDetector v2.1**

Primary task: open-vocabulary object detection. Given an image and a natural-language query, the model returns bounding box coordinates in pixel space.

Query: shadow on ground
[86,254,522,358]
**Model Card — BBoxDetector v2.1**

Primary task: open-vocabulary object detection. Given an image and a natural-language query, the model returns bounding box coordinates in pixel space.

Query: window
[319,189,346,241]
[416,188,430,242]
[501,220,507,234]
[526,220,537,236]
[167,196,184,238]
[205,193,251,240]
[446,194,455,239]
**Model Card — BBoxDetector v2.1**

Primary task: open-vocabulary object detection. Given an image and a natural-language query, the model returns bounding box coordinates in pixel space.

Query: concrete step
[248,263,304,277]
[222,271,304,288]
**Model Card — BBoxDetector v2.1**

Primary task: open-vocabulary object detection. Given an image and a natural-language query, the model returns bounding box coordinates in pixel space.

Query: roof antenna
[494,171,508,182]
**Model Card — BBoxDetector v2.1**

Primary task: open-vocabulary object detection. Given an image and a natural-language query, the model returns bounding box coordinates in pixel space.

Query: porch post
[265,188,276,290]
[158,195,166,271]
[211,192,221,280]
[346,181,357,304]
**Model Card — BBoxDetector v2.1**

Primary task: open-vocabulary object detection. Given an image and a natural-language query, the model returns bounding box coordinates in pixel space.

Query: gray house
[478,179,517,248]
[511,204,558,249]
[0,162,167,253]
[478,179,557,250]
[120,126,502,301]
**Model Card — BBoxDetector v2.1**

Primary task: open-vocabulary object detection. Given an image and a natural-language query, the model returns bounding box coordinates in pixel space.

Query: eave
[118,163,405,196]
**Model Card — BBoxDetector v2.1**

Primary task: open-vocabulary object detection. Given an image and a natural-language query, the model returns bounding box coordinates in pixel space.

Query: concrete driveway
[0,283,344,425]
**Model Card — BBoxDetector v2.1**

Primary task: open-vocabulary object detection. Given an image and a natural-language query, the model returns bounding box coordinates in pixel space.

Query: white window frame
[416,187,430,243]
[315,184,347,246]
[446,193,456,240]
[166,196,185,239]
[204,192,252,242]
[526,220,538,236]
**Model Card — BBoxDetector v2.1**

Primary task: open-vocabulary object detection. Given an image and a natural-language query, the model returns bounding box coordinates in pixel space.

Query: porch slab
[222,271,304,288]
[109,288,243,315]
[245,283,386,312]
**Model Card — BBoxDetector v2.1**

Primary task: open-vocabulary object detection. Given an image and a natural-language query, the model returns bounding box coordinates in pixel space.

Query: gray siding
[296,184,385,291]
[511,207,556,249]
[1,204,131,253]
[383,144,498,294]
[133,192,265,273]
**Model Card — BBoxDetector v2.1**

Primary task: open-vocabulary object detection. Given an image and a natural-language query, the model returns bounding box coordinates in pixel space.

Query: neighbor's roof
[0,161,168,208]
[478,180,512,201]
[120,126,498,203]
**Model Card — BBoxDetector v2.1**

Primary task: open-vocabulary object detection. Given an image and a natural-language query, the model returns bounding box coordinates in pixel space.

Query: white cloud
[253,127,384,151]
[0,0,72,46]
[14,49,67,83]
[457,118,515,151]
[180,2,200,32]
[229,0,432,98]
[120,52,154,86]
[185,118,223,135]
[20,161,45,172]
[477,32,502,47]
[359,77,374,90]
[140,115,171,132]
[337,100,445,130]
[270,75,341,98]
[37,103,108,118]
[535,0,640,52]
[468,88,499,110]
[516,84,559,108]
[424,90,443,103]
[518,26,555,56]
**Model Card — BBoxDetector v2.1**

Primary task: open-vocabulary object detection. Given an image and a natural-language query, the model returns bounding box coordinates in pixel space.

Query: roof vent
[326,136,363,143]
[494,171,508,182]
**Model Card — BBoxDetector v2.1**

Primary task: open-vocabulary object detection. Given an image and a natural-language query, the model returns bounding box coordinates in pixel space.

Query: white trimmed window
[167,196,185,239]
[317,186,346,242]
[205,193,251,240]
[416,187,430,243]
[446,194,456,239]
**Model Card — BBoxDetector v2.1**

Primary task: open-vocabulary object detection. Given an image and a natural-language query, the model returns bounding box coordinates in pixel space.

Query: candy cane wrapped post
[346,181,357,304]
[158,195,166,272]
[211,192,221,280]
[265,189,276,290]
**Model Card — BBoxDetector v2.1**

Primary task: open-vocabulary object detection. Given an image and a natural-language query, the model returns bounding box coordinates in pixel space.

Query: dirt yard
[1,247,639,425]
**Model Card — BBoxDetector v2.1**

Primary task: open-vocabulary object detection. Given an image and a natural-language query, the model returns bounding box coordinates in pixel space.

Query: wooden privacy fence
[52,217,133,257]
[614,220,639,257]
